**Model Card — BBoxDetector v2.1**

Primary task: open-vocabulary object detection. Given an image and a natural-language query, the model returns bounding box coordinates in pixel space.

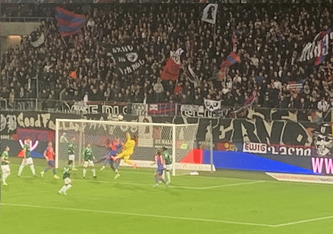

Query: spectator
[317,97,329,112]
[1,3,333,114]
[153,79,164,102]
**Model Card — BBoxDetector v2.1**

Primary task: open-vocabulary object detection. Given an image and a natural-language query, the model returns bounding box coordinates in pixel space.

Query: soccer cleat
[63,191,67,196]
[100,166,105,171]
[40,171,44,178]
[3,182,8,186]
[153,184,159,188]
[54,175,60,179]
[114,174,120,179]
[58,191,63,195]
[93,176,97,179]
[133,163,137,169]
[166,181,171,185]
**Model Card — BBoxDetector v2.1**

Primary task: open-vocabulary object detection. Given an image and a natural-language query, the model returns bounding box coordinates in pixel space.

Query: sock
[83,168,86,177]
[162,172,165,181]
[64,184,72,192]
[18,165,24,176]
[60,185,66,192]
[3,172,9,182]
[160,178,166,184]
[30,165,36,175]
[92,168,96,176]
[44,167,49,172]
[154,175,158,184]
[52,168,56,175]
[166,171,171,182]
[115,169,118,174]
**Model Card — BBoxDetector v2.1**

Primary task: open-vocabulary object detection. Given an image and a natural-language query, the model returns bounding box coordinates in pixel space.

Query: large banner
[1,110,332,177]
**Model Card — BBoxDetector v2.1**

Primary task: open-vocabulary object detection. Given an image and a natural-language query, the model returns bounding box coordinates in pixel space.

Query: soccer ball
[117,115,124,121]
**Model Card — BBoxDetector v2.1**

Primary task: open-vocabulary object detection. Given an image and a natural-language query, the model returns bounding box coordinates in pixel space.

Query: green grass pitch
[2,158,333,234]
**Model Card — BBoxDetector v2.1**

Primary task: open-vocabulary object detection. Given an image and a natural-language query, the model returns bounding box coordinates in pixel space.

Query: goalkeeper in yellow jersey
[112,132,137,169]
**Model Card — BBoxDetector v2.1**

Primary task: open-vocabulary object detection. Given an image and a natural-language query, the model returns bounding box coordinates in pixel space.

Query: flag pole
[214,23,217,46]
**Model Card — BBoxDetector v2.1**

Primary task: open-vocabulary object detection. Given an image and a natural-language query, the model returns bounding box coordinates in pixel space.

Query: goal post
[55,119,214,175]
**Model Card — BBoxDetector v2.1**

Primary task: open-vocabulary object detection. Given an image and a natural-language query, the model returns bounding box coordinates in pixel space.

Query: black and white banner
[106,45,145,75]
[204,98,221,111]
[30,33,45,47]
[298,29,333,65]
[201,3,218,24]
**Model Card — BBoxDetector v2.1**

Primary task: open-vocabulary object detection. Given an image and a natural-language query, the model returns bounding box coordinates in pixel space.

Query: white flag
[204,98,221,111]
[30,33,45,47]
[170,48,184,65]
[201,4,218,24]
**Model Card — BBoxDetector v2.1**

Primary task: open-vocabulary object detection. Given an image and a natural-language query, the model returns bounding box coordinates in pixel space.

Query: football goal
[55,119,214,175]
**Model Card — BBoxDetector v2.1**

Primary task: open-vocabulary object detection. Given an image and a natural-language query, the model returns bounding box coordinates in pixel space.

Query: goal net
[55,119,213,175]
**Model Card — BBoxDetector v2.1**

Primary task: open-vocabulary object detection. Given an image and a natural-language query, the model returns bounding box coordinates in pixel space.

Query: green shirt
[1,151,9,165]
[23,144,31,158]
[163,151,172,165]
[83,147,93,161]
[68,142,75,155]
[63,164,72,179]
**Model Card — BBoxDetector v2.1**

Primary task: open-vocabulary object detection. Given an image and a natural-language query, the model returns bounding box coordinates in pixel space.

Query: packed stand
[1,3,333,112]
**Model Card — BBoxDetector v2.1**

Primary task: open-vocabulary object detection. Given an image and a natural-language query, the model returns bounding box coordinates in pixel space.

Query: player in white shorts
[82,143,96,179]
[18,138,36,177]
[58,160,73,196]
[1,146,11,185]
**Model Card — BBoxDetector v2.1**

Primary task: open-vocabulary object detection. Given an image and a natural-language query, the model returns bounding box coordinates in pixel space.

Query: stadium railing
[1,97,332,122]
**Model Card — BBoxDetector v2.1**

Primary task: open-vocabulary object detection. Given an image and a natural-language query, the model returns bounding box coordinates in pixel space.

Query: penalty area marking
[75,178,265,190]
[0,203,274,228]
[272,215,333,227]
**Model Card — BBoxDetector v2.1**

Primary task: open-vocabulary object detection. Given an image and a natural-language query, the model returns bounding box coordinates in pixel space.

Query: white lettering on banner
[298,30,333,64]
[243,142,267,154]
[243,142,313,156]
[181,105,215,118]
[266,172,333,184]
[132,103,147,116]
[0,114,17,133]
[17,113,55,130]
[267,145,312,156]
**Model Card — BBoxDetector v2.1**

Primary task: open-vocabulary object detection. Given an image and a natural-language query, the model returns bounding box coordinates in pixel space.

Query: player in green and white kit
[162,147,172,184]
[58,160,73,195]
[1,146,10,185]
[82,143,96,179]
[67,136,77,171]
[18,138,36,177]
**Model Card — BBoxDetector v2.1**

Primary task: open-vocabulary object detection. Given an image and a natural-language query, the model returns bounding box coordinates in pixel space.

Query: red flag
[218,52,240,80]
[161,57,180,81]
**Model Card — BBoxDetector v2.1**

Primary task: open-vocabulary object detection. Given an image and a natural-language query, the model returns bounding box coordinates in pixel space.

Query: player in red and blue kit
[98,137,123,179]
[40,141,60,179]
[151,149,167,188]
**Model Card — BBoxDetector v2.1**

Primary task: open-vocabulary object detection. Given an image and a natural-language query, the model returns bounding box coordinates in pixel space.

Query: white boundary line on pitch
[74,178,265,190]
[272,215,333,227]
[0,203,274,228]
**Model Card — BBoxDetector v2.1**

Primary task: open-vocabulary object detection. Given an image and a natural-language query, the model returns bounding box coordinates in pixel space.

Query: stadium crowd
[1,3,333,112]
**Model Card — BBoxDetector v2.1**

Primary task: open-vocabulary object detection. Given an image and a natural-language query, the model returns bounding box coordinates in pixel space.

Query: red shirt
[45,146,54,160]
